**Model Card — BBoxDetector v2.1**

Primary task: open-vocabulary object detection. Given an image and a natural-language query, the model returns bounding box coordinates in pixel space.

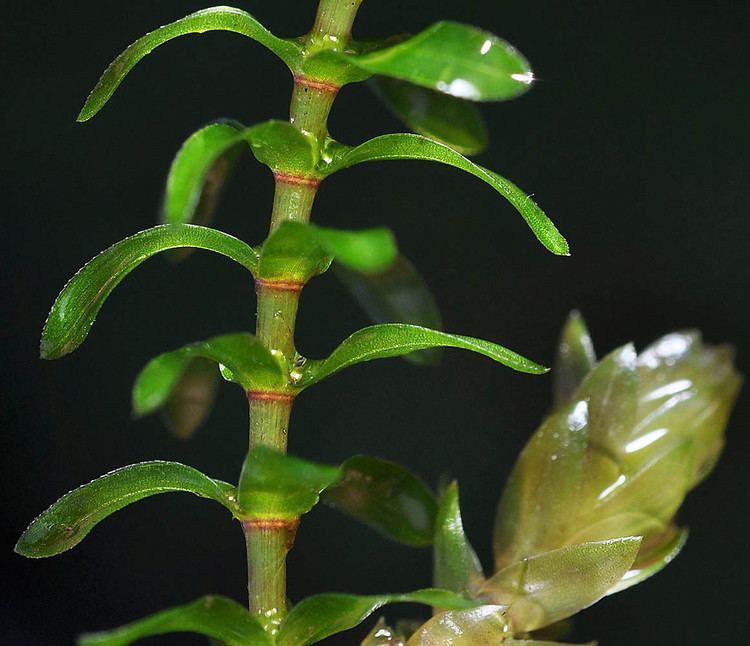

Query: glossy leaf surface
[298,324,547,389]
[323,134,568,255]
[322,456,437,546]
[553,311,596,408]
[493,321,740,593]
[369,77,488,155]
[247,120,318,174]
[40,225,258,359]
[78,7,301,121]
[406,605,509,645]
[259,222,397,283]
[480,538,640,632]
[346,22,533,102]
[78,596,271,646]
[238,446,340,518]
[335,254,442,366]
[276,589,477,646]
[133,334,283,415]
[434,482,484,594]
[360,619,405,646]
[15,462,236,558]
[162,121,244,228]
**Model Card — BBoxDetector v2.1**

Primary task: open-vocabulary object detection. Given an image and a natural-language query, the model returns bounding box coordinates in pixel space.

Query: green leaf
[297,323,547,389]
[78,7,301,121]
[133,334,284,419]
[154,357,219,439]
[480,538,641,632]
[15,462,237,558]
[162,121,245,229]
[323,134,568,255]
[607,525,688,595]
[77,596,271,646]
[405,606,509,645]
[369,77,488,155]
[259,222,398,284]
[322,456,437,546]
[247,120,319,175]
[335,254,442,366]
[345,22,533,102]
[40,224,258,359]
[553,311,596,408]
[237,446,340,518]
[276,589,477,646]
[434,482,484,594]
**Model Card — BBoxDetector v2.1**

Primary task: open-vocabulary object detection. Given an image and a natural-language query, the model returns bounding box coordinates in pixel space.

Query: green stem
[242,0,365,628]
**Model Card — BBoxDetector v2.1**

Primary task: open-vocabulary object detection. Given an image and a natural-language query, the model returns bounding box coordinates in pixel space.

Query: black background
[3,1,749,644]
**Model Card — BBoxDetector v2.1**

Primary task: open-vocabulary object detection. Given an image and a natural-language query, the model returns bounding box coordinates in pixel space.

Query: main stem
[243,0,363,632]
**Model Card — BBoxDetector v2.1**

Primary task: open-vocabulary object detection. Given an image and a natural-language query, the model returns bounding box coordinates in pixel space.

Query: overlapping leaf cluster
[363,314,740,643]
[16,1,741,645]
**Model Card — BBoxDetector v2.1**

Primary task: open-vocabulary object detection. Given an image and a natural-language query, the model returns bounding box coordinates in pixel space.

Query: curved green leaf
[434,482,484,594]
[15,462,237,558]
[553,311,596,408]
[406,606,509,645]
[133,334,284,420]
[480,538,641,632]
[345,22,533,102]
[297,324,547,389]
[162,121,245,229]
[247,120,318,174]
[40,225,259,359]
[276,589,477,646]
[77,596,271,646]
[369,77,488,155]
[78,6,301,121]
[238,446,340,518]
[335,254,442,366]
[259,222,398,284]
[323,134,568,255]
[322,455,437,546]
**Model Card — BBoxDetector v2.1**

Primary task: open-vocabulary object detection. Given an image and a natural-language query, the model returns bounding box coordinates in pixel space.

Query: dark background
[3,1,748,644]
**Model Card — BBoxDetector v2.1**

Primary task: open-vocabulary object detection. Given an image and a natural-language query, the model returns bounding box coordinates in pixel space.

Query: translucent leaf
[132,334,285,418]
[608,525,688,594]
[434,482,484,594]
[259,222,397,284]
[480,538,641,632]
[323,134,568,256]
[276,589,477,646]
[369,77,488,155]
[77,595,271,646]
[553,311,596,408]
[247,120,318,175]
[335,254,442,366]
[158,357,218,439]
[237,446,340,518]
[15,462,237,558]
[405,605,510,645]
[297,324,547,389]
[162,121,245,229]
[322,455,437,546]
[40,225,259,359]
[78,7,302,121]
[344,22,533,102]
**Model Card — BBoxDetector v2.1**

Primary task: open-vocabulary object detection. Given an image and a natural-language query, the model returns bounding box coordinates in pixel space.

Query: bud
[491,313,741,604]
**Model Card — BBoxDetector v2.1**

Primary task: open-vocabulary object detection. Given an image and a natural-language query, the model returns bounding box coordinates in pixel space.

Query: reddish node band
[247,390,296,403]
[255,278,304,293]
[273,172,321,188]
[242,518,298,531]
[293,75,341,94]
